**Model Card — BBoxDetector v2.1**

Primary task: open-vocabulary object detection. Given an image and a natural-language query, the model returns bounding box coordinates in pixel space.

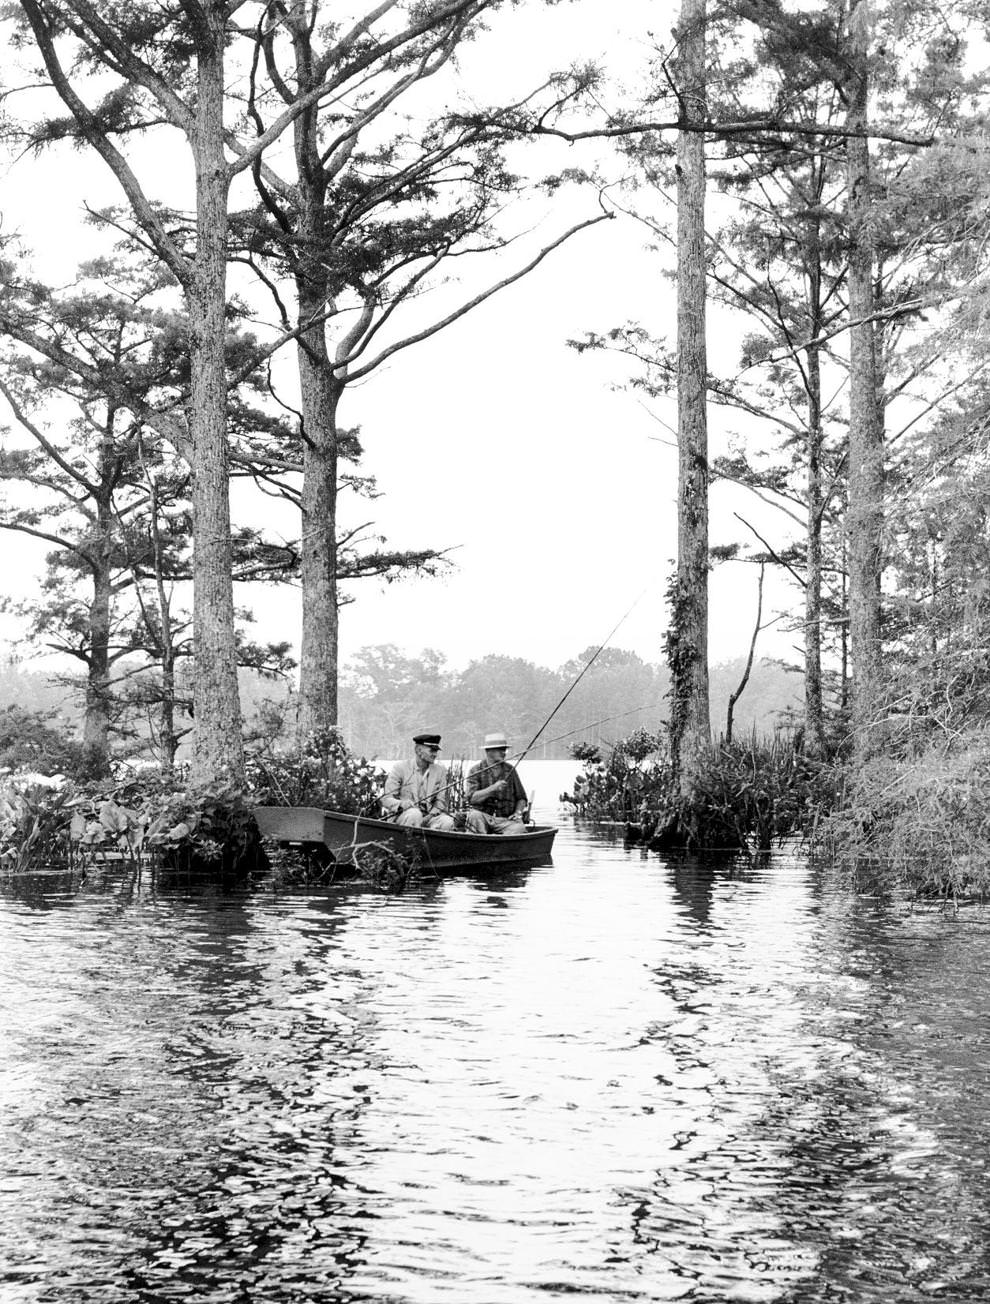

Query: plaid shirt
[466,759,526,818]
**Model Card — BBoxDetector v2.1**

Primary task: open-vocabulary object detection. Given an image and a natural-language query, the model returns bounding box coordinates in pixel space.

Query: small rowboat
[254,806,557,875]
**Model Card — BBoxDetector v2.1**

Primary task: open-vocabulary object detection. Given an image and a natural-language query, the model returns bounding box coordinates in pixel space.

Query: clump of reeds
[814,728,990,899]
[569,729,836,853]
[245,727,386,815]
[681,733,838,852]
[0,772,75,874]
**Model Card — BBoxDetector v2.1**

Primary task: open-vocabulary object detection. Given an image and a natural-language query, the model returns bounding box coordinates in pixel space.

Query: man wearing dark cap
[465,731,528,835]
[382,733,455,830]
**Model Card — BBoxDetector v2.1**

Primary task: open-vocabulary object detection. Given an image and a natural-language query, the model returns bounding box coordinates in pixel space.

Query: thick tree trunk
[667,0,710,794]
[844,0,884,761]
[296,284,340,738]
[290,8,340,740]
[188,11,243,786]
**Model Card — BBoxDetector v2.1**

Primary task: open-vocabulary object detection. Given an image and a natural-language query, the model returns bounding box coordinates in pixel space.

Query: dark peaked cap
[412,733,441,745]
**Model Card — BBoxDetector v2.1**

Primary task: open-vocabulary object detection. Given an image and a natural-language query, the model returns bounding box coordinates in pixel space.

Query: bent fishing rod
[513,591,647,767]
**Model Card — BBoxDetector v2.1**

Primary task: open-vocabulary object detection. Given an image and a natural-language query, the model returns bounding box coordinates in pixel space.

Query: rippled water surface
[3,782,990,1302]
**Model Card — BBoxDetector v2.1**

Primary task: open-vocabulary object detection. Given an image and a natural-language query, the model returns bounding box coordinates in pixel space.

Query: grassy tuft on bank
[568,731,836,853]
[814,729,990,899]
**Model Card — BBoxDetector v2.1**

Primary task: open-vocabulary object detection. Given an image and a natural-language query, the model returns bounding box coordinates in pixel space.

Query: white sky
[0,1,803,677]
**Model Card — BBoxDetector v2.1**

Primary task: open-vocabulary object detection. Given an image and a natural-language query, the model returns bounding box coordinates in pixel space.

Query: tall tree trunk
[844,0,884,761]
[295,286,340,738]
[667,0,710,794]
[291,8,340,739]
[188,8,243,785]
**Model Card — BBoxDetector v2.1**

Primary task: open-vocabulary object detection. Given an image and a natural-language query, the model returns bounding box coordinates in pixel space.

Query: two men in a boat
[381,733,456,831]
[383,730,528,834]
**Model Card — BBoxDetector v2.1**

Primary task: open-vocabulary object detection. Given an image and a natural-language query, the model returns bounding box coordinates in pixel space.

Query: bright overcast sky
[0,1,801,676]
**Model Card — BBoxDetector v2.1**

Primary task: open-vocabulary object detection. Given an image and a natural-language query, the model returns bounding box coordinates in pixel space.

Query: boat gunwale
[254,806,557,858]
[321,809,556,848]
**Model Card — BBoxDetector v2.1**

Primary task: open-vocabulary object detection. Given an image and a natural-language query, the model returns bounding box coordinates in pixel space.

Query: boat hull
[253,806,557,874]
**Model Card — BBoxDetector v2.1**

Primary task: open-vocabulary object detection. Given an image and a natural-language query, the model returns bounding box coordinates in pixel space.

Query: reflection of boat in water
[254,806,557,875]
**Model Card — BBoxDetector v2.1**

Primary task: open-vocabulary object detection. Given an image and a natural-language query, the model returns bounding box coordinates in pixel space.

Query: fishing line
[511,706,664,761]
[515,590,649,765]
[391,601,655,814]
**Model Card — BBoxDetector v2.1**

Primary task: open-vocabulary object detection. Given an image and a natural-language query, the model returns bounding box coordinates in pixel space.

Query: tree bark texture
[844,0,884,761]
[668,0,711,794]
[296,299,341,737]
[189,7,244,785]
[291,13,340,738]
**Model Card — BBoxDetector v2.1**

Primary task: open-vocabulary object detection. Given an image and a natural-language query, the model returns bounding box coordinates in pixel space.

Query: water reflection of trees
[750,883,990,1301]
[667,856,718,927]
[1,878,403,1300]
[612,864,990,1302]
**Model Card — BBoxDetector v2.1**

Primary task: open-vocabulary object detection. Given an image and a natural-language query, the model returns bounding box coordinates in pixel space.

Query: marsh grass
[572,731,836,853]
[0,774,267,878]
[814,730,990,898]
[246,727,385,815]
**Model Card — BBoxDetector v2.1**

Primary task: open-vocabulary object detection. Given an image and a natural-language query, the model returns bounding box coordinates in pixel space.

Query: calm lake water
[2,761,990,1303]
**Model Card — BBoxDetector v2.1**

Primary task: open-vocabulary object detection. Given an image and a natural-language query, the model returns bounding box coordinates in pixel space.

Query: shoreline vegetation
[3,705,989,900]
[561,726,990,902]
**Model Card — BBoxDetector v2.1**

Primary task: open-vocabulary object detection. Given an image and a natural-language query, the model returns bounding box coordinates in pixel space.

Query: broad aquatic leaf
[82,819,106,844]
[99,800,129,834]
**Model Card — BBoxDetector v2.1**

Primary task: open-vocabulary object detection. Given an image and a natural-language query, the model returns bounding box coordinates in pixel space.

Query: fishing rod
[513,705,661,760]
[514,592,647,767]
[379,704,661,820]
[377,597,649,821]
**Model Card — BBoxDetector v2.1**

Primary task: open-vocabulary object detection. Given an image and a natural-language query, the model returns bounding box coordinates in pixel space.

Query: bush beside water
[0,773,268,878]
[246,728,386,816]
[0,728,385,882]
[568,731,837,854]
[814,730,990,899]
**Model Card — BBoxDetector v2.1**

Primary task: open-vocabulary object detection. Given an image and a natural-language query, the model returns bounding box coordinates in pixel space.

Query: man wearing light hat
[382,733,456,830]
[465,732,528,835]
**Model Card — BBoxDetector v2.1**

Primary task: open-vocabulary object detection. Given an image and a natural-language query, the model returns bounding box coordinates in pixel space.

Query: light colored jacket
[382,759,450,816]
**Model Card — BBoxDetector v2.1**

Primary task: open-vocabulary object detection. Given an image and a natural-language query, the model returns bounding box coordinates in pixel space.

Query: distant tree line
[335,645,802,760]
[0,648,803,770]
